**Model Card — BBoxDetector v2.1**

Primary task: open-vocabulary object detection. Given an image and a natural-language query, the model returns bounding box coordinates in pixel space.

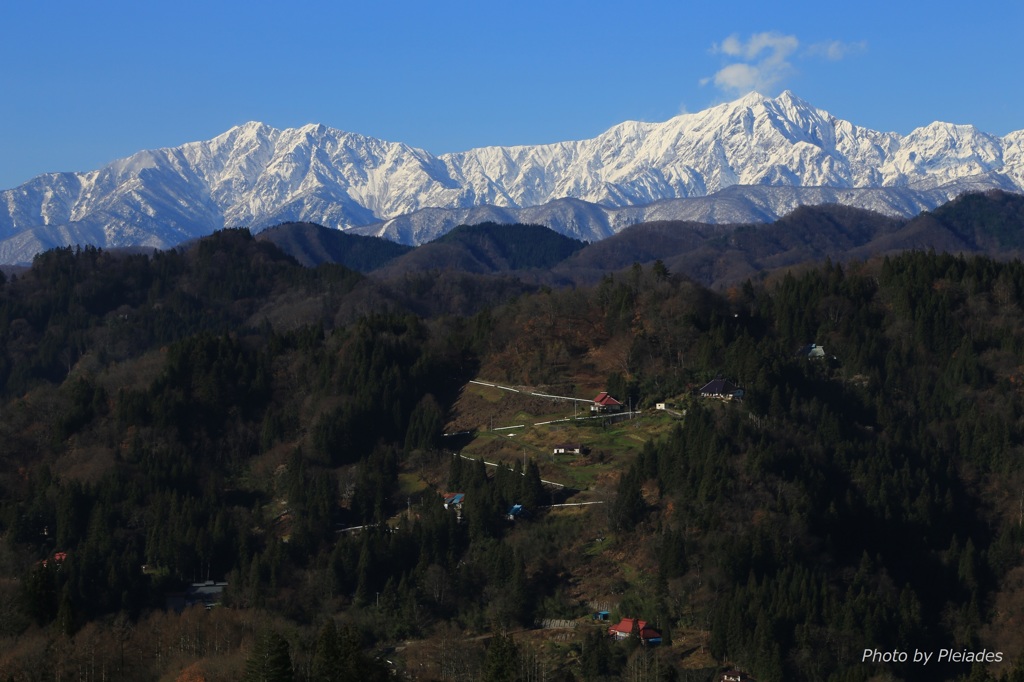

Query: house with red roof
[591,391,623,414]
[608,617,662,645]
[40,551,67,569]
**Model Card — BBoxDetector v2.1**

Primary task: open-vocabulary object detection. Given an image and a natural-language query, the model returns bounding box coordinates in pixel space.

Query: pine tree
[579,628,612,680]
[405,393,443,452]
[243,630,293,682]
[483,633,521,682]
[611,467,646,531]
[519,460,546,510]
[310,621,343,682]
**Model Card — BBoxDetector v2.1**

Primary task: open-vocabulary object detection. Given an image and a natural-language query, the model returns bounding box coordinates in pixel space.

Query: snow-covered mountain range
[2,91,1022,263]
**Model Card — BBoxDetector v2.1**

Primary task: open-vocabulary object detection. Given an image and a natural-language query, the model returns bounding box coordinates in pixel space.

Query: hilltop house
[720,671,757,682]
[608,617,662,645]
[166,580,228,612]
[797,343,827,360]
[442,492,465,510]
[40,551,67,568]
[698,378,743,401]
[591,392,623,414]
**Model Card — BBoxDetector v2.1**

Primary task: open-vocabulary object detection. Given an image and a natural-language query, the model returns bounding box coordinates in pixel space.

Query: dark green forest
[1,226,1024,682]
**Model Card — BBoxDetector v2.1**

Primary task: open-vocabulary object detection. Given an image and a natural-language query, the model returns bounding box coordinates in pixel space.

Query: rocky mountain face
[2,91,1022,262]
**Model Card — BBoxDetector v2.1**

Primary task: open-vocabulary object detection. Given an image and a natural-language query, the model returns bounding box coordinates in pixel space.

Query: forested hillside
[255,222,414,271]
[1,228,1024,681]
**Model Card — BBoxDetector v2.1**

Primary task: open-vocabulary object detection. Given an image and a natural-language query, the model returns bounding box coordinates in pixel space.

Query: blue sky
[1,0,1021,190]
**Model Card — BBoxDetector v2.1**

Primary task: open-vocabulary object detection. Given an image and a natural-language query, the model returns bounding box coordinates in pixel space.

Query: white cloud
[807,39,867,61]
[718,34,745,58]
[703,32,865,96]
[711,63,764,93]
[706,32,799,95]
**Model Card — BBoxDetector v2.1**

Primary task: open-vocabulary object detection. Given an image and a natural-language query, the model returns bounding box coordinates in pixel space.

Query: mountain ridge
[251,190,1024,290]
[1,91,1022,263]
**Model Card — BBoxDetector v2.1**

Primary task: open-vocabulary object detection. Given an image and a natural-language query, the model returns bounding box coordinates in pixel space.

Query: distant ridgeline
[253,191,1024,290]
[255,221,413,270]
[431,222,587,269]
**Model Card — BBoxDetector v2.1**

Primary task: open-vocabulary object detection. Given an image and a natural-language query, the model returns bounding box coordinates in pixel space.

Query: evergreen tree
[482,633,521,682]
[519,460,546,509]
[579,628,612,680]
[405,393,443,452]
[243,630,293,682]
[310,620,343,682]
[611,467,646,531]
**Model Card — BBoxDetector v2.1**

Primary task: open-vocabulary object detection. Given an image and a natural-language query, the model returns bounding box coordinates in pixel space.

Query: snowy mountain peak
[234,120,274,134]
[0,92,1021,262]
[775,89,813,108]
[737,90,770,106]
[211,121,276,145]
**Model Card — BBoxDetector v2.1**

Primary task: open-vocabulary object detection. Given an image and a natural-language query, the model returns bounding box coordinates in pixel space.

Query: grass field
[449,379,684,496]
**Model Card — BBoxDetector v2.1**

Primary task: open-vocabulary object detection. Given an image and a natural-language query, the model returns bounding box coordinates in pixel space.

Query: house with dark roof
[608,617,662,645]
[553,443,586,455]
[591,391,623,413]
[797,343,827,360]
[698,378,743,400]
[165,580,228,612]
